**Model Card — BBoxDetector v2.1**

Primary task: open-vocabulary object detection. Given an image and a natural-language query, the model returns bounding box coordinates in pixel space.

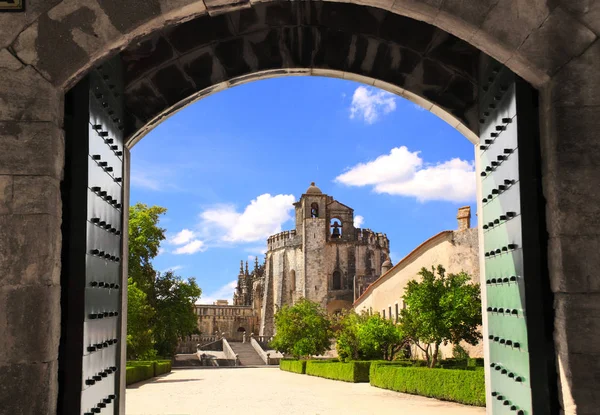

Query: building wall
[354,221,481,359]
[194,304,259,341]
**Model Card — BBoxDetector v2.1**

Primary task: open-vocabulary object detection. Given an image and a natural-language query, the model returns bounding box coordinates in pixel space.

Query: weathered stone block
[554,293,600,355]
[12,176,61,216]
[0,122,64,178]
[391,0,443,24]
[0,214,61,287]
[0,175,12,214]
[205,0,251,16]
[478,0,551,51]
[0,285,61,364]
[0,360,58,415]
[0,0,61,49]
[434,0,498,41]
[518,7,596,77]
[549,236,600,293]
[555,351,600,414]
[0,49,23,71]
[0,67,61,122]
[550,40,600,107]
[559,0,600,35]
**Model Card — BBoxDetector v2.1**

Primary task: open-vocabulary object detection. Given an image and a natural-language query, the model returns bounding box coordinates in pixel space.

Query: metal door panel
[60,56,125,415]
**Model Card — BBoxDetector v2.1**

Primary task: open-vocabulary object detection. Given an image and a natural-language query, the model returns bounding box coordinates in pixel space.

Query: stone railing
[222,338,239,366]
[250,335,282,365]
[176,334,222,354]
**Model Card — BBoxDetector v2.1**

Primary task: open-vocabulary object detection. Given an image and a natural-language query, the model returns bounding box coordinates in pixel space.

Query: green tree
[334,310,365,361]
[270,298,332,359]
[357,314,407,361]
[126,278,156,360]
[152,270,202,357]
[128,203,167,294]
[335,311,406,361]
[400,265,482,368]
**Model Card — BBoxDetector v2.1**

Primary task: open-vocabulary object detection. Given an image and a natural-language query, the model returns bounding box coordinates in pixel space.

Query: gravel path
[126,367,486,415]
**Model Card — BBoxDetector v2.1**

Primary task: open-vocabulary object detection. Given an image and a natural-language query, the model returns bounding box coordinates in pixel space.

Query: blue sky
[130,76,477,304]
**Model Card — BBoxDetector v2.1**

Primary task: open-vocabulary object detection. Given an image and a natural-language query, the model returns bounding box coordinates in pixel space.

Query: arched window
[332,270,341,290]
[311,203,319,218]
[330,219,342,239]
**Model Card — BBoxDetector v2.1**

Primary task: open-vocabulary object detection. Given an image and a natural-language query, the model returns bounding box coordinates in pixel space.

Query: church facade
[258,183,390,336]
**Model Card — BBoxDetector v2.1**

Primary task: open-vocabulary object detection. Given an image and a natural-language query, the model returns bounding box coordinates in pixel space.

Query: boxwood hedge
[305,361,371,383]
[126,360,173,385]
[370,365,485,406]
[280,359,307,374]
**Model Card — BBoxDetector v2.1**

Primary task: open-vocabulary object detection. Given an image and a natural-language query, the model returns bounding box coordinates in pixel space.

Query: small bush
[306,361,371,383]
[370,365,485,406]
[280,359,307,374]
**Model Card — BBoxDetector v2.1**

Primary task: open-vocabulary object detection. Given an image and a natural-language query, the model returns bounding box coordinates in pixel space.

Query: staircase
[228,342,265,366]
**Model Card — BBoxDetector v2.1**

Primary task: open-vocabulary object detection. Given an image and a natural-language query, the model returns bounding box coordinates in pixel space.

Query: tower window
[332,270,341,290]
[311,203,319,218]
[330,219,342,239]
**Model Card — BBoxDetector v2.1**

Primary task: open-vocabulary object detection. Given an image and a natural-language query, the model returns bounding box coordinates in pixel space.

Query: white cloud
[335,146,475,203]
[161,265,184,273]
[354,215,365,228]
[199,193,296,243]
[244,245,268,255]
[197,280,238,305]
[349,86,397,124]
[173,240,206,255]
[170,229,196,245]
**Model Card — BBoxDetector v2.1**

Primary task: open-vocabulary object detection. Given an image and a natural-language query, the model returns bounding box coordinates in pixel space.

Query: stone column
[0,63,63,414]
[541,40,600,415]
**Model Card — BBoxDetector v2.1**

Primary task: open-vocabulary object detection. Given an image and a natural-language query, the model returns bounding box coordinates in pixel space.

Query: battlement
[355,228,389,247]
[267,229,299,250]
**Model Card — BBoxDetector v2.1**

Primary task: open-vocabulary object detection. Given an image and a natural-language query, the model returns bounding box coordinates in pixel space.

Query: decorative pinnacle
[311,182,315,186]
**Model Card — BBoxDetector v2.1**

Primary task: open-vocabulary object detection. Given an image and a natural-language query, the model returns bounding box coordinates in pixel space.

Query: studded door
[60,57,125,415]
[478,61,558,414]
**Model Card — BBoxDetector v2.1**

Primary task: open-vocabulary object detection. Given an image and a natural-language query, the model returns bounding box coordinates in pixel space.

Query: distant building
[353,206,481,358]
[259,182,390,336]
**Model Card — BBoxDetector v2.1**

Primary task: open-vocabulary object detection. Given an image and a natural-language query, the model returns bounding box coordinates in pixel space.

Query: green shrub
[126,359,173,384]
[306,361,371,383]
[370,366,485,406]
[154,360,172,376]
[280,359,307,374]
[125,364,154,386]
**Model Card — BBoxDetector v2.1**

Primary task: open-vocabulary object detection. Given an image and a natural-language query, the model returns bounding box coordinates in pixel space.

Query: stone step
[228,342,265,365]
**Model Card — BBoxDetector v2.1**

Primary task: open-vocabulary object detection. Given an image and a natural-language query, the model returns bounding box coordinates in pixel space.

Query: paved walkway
[126,367,485,415]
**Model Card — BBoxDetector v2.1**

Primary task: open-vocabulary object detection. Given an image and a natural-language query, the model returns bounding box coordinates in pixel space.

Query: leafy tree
[400,265,482,368]
[334,310,365,361]
[128,203,167,294]
[152,270,202,357]
[357,314,407,361]
[126,203,203,359]
[126,278,155,360]
[335,310,407,361]
[270,298,332,359]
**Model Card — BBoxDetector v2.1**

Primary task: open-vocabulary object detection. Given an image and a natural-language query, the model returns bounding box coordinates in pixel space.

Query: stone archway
[1,2,599,415]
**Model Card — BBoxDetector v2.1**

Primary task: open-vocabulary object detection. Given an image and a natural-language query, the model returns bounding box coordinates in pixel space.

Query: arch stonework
[0,1,598,414]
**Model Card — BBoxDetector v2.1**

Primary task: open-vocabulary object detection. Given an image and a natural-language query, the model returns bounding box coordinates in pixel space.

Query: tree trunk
[430,343,440,368]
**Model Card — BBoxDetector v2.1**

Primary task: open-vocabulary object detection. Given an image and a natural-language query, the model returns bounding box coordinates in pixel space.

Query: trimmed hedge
[126,360,173,385]
[370,365,485,406]
[280,359,307,374]
[126,364,154,386]
[306,361,371,383]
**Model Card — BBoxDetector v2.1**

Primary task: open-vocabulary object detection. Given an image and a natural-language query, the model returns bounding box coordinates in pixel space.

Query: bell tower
[300,182,328,304]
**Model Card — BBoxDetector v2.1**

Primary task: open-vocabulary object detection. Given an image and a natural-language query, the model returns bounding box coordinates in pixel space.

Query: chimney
[457,206,471,230]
